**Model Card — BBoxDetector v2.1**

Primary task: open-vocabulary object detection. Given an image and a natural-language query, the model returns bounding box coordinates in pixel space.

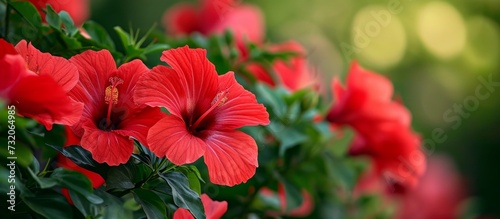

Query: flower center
[104,76,123,129]
[190,89,229,132]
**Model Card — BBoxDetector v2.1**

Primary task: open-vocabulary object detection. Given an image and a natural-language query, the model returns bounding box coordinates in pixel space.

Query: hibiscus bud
[300,89,319,111]
[224,29,235,46]
[229,47,240,60]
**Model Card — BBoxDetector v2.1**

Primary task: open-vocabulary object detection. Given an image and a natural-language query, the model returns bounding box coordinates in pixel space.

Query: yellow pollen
[211,90,229,106]
[105,86,119,104]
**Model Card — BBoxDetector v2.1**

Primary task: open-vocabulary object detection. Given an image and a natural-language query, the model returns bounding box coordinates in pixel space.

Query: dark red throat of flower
[190,90,229,132]
[104,76,124,129]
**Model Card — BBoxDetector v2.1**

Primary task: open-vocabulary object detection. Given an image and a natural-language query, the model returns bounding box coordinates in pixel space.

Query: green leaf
[285,102,301,122]
[329,127,354,157]
[134,139,157,166]
[95,189,133,219]
[106,167,135,190]
[323,153,356,191]
[9,1,42,28]
[255,84,287,117]
[69,190,96,217]
[82,21,115,49]
[160,172,205,219]
[190,33,209,48]
[132,154,151,166]
[313,122,333,141]
[114,26,132,46]
[144,43,170,55]
[45,5,61,29]
[144,178,172,195]
[48,144,110,176]
[59,11,78,36]
[29,154,40,174]
[51,168,103,204]
[268,123,308,156]
[178,166,202,194]
[22,190,73,219]
[187,165,205,184]
[27,168,57,189]
[133,188,168,219]
[124,198,142,211]
[0,138,33,167]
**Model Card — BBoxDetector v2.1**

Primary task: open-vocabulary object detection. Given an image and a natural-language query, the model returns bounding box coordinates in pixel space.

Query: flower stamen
[191,89,229,131]
[104,76,124,128]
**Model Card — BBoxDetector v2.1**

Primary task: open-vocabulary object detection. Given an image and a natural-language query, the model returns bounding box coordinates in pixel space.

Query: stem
[156,159,168,171]
[42,158,51,173]
[161,163,177,173]
[138,172,156,188]
[105,99,113,127]
[136,159,172,188]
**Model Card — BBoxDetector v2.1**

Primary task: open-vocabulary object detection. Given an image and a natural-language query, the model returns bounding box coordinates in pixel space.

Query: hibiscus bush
[0,0,476,219]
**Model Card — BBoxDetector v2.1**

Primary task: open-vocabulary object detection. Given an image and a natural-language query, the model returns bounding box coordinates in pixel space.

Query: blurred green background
[89,0,500,216]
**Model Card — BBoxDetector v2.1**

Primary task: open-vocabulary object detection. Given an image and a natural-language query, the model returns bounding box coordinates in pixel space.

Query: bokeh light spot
[351,5,407,69]
[417,1,466,60]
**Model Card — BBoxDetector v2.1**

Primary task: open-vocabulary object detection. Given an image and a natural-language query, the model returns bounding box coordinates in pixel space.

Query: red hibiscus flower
[326,61,425,190]
[163,0,264,45]
[67,49,163,166]
[396,156,467,219]
[27,0,89,26]
[135,46,270,186]
[173,194,228,219]
[351,127,426,192]
[246,41,320,91]
[0,39,82,130]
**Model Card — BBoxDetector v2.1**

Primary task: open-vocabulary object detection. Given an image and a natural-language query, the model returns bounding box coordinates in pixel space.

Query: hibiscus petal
[147,115,206,165]
[69,49,117,128]
[135,65,187,118]
[162,3,200,36]
[161,46,219,116]
[173,208,194,219]
[113,59,150,110]
[0,53,30,97]
[10,74,83,130]
[209,5,264,44]
[355,124,426,190]
[114,107,164,147]
[203,130,258,186]
[348,61,393,103]
[16,40,79,92]
[201,194,228,219]
[357,101,412,127]
[80,121,134,165]
[246,63,275,86]
[378,149,426,190]
[326,77,348,122]
[0,38,17,57]
[213,72,269,130]
[64,126,81,146]
[199,0,235,27]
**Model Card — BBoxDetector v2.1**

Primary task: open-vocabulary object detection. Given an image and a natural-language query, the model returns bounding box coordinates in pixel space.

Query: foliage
[0,1,408,219]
